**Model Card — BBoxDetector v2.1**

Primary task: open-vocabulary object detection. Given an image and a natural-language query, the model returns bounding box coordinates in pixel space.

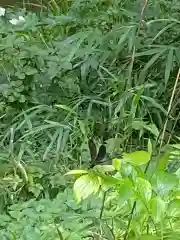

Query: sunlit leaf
[123,151,150,166]
[65,170,88,176]
[73,174,100,203]
[112,158,121,170]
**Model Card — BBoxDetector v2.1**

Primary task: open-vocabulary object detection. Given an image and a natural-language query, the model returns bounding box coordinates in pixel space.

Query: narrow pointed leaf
[165,49,174,86]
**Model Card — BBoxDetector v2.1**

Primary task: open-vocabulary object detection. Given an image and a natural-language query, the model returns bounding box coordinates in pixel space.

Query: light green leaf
[112,158,121,170]
[136,177,152,203]
[123,151,150,166]
[73,174,100,203]
[165,49,174,86]
[150,196,167,223]
[65,169,88,176]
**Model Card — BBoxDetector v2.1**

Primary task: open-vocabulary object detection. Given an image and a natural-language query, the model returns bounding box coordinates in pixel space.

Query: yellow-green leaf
[112,158,121,170]
[65,169,88,176]
[73,174,100,203]
[123,151,150,166]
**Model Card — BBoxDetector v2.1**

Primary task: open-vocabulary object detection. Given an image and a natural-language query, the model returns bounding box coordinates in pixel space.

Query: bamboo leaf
[165,49,174,86]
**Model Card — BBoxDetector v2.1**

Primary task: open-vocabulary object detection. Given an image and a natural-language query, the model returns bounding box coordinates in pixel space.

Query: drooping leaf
[123,151,150,166]
[73,174,100,203]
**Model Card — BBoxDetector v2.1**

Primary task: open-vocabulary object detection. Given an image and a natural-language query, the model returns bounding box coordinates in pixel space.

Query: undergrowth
[0,0,180,239]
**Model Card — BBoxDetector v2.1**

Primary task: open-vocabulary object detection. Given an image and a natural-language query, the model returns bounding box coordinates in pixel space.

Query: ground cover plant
[0,0,180,239]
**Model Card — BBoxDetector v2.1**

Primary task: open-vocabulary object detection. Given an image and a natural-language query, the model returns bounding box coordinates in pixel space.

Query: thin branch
[100,191,107,219]
[160,67,180,148]
[123,202,136,240]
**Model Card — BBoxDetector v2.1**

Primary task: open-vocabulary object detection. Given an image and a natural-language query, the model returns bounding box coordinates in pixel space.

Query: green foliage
[0,0,180,239]
[68,150,180,239]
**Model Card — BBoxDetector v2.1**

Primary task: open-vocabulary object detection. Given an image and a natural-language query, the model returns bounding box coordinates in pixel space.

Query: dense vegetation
[0,0,180,239]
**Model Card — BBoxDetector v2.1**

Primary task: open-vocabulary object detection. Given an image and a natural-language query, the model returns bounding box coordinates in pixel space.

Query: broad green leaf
[73,174,100,203]
[165,49,174,86]
[65,169,88,176]
[150,196,167,223]
[151,171,178,197]
[123,151,150,166]
[136,177,152,203]
[112,158,121,170]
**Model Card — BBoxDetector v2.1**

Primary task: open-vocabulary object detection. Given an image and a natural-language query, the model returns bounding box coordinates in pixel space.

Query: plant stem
[160,67,180,148]
[123,202,136,240]
[100,191,107,220]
